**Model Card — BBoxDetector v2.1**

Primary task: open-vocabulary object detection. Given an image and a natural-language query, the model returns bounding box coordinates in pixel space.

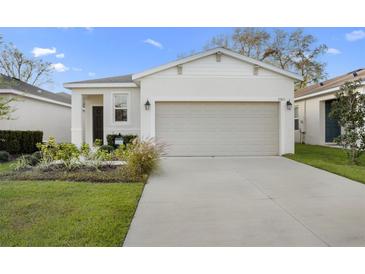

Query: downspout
[301,100,307,144]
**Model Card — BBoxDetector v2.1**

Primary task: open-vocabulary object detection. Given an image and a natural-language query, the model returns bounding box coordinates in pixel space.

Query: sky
[0,27,364,93]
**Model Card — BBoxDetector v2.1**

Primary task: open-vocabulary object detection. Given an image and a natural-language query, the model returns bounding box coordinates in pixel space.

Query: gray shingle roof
[295,68,365,99]
[65,74,133,84]
[0,74,71,105]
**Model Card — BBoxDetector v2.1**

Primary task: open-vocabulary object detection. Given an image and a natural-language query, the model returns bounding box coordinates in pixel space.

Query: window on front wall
[114,94,128,122]
[294,106,299,130]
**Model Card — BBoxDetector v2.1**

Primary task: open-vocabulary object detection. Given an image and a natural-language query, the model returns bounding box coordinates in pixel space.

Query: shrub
[94,149,113,161]
[37,137,80,169]
[56,143,80,163]
[32,151,42,161]
[23,154,40,166]
[0,130,43,154]
[12,155,32,171]
[80,143,90,158]
[94,139,102,147]
[0,151,10,162]
[107,134,137,148]
[36,136,59,162]
[99,145,115,153]
[123,138,165,176]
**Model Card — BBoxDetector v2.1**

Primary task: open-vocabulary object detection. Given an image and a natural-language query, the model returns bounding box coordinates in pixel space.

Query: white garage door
[155,102,279,156]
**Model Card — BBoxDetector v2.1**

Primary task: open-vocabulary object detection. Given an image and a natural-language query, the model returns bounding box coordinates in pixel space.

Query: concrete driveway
[124,157,365,246]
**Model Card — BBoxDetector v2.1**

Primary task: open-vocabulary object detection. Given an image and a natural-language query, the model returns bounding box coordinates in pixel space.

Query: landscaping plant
[0,150,10,162]
[123,138,165,177]
[330,79,365,165]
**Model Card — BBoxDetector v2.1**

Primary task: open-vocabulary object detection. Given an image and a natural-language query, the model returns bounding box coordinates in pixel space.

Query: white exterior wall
[295,94,338,145]
[72,87,140,145]
[139,54,295,155]
[0,94,71,142]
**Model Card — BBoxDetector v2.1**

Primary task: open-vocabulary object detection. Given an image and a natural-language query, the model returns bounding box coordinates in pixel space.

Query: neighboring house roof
[64,47,303,89]
[0,74,71,106]
[295,68,365,100]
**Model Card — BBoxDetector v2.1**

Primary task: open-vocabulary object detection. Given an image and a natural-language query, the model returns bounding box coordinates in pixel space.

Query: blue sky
[0,27,364,93]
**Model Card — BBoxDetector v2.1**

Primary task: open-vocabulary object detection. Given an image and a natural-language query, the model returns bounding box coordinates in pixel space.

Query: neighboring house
[294,69,365,145]
[64,47,302,156]
[0,74,72,142]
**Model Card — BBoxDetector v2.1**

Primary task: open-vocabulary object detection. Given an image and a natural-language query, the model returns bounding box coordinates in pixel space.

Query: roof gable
[132,47,303,81]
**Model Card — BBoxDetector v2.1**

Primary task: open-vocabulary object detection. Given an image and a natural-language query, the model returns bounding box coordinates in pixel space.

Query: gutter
[63,82,138,88]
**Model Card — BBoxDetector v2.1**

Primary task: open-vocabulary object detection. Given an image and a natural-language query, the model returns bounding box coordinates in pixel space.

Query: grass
[284,144,365,184]
[0,180,144,246]
[0,161,13,173]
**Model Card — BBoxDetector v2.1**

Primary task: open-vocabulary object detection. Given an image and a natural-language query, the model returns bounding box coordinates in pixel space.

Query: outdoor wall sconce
[286,100,292,110]
[144,100,151,110]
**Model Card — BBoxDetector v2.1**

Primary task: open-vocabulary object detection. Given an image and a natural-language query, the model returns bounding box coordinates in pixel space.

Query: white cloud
[327,48,341,55]
[85,27,93,32]
[88,72,96,77]
[56,53,65,58]
[143,38,163,49]
[345,30,365,42]
[72,67,83,72]
[50,63,69,72]
[32,47,57,57]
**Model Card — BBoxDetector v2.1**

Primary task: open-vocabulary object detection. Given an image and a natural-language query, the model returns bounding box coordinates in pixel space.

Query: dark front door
[93,106,103,144]
[325,100,341,142]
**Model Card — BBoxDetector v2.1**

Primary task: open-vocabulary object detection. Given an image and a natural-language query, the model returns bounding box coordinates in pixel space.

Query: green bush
[80,143,90,158]
[23,154,40,166]
[0,151,10,162]
[107,134,137,148]
[12,155,32,171]
[56,143,80,163]
[36,136,59,162]
[0,130,43,154]
[32,151,42,160]
[99,145,114,153]
[37,137,80,168]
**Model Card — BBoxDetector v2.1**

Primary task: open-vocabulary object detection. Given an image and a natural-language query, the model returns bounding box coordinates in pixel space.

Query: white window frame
[112,92,130,125]
[294,105,299,131]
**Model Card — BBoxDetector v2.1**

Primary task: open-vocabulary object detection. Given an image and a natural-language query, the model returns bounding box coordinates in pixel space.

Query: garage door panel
[156,102,279,156]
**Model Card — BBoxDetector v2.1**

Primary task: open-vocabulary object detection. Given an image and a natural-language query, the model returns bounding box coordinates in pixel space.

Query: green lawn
[0,161,13,173]
[0,180,144,246]
[284,144,365,184]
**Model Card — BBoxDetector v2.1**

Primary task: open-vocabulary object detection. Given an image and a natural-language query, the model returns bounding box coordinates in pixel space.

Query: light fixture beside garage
[144,99,151,110]
[286,100,292,110]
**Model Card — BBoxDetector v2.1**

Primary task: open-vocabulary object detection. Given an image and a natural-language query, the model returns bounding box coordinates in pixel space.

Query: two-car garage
[155,101,279,156]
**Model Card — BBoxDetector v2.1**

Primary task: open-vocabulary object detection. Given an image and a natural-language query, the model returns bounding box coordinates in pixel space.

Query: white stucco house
[0,74,71,142]
[64,47,302,156]
[294,69,365,145]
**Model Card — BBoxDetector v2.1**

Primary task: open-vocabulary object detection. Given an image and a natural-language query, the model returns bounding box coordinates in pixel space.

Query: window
[114,94,128,122]
[294,106,299,130]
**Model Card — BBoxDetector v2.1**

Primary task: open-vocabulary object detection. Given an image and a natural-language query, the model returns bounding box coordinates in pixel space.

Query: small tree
[330,79,365,164]
[0,96,15,120]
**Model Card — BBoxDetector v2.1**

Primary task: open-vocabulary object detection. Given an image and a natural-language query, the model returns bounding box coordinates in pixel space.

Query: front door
[325,100,341,143]
[93,106,103,144]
